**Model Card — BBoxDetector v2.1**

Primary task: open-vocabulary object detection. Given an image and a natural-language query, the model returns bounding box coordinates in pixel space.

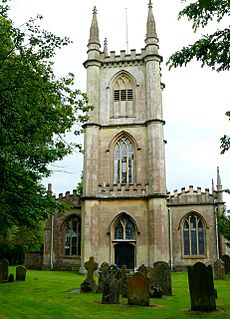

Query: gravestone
[150,286,162,298]
[80,256,98,292]
[120,265,129,297]
[1,258,9,281]
[16,265,27,281]
[137,264,148,277]
[146,266,154,281]
[127,272,150,306]
[213,259,225,280]
[152,261,172,295]
[97,262,109,293]
[8,274,14,283]
[102,264,121,304]
[188,262,216,311]
[102,276,120,304]
[220,255,230,274]
[0,262,2,284]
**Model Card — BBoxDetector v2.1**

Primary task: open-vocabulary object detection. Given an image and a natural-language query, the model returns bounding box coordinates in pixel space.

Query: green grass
[0,268,229,319]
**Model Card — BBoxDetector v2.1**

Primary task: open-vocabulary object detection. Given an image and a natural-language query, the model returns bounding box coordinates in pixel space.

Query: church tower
[81,1,169,270]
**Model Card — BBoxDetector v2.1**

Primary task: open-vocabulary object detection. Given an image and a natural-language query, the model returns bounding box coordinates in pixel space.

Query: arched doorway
[115,242,134,269]
[112,213,137,269]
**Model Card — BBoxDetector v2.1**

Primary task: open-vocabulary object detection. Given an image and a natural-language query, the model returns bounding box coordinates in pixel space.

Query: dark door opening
[114,242,134,269]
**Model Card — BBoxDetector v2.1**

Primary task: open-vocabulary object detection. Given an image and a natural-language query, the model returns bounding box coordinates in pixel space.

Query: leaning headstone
[152,261,172,295]
[80,256,98,292]
[188,262,216,311]
[97,262,109,293]
[0,258,9,281]
[128,272,150,306]
[214,259,225,280]
[102,264,121,304]
[8,274,14,283]
[220,255,230,274]
[16,265,26,281]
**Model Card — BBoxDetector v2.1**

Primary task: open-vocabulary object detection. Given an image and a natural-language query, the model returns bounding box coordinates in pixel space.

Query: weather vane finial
[148,0,152,8]
[93,6,97,14]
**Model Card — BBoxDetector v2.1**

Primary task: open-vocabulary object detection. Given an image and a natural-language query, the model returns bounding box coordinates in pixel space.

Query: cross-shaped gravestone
[85,256,98,282]
[97,261,109,293]
[80,256,98,292]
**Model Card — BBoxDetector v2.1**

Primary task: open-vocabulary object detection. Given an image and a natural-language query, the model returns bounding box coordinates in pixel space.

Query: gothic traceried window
[111,73,135,118]
[114,215,135,240]
[183,213,205,256]
[114,137,134,185]
[64,216,81,256]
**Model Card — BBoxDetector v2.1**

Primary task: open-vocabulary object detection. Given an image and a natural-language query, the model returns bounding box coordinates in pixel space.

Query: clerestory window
[183,213,205,256]
[114,137,134,185]
[64,216,81,256]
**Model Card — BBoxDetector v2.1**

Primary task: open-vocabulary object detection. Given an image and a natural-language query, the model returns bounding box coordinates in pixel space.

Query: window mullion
[126,142,129,184]
[196,217,199,255]
[119,143,122,184]
[70,222,73,255]
[188,216,191,255]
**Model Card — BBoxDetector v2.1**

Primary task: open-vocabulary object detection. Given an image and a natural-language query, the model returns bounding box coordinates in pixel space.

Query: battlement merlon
[84,47,163,69]
[167,185,225,206]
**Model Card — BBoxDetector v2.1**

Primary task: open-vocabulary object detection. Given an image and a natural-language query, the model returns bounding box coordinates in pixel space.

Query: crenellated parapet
[97,182,149,197]
[56,190,81,207]
[167,186,216,205]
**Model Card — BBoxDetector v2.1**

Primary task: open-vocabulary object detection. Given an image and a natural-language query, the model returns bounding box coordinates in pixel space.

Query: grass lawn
[0,268,229,319]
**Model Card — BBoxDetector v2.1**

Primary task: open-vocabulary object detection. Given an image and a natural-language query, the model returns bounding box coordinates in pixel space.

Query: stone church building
[43,2,228,272]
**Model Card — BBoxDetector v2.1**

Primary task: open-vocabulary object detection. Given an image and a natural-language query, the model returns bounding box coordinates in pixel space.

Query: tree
[0,1,91,236]
[167,0,230,152]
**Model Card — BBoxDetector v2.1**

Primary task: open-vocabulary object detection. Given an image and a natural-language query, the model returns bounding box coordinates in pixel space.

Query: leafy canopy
[167,0,230,72]
[0,1,91,235]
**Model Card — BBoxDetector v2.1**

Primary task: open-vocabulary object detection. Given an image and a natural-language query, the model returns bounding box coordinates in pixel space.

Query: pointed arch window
[114,215,135,240]
[111,73,135,118]
[114,137,134,184]
[64,216,81,256]
[183,213,205,256]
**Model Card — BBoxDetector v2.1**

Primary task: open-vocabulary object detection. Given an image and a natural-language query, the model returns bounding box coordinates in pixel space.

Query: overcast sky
[9,0,229,208]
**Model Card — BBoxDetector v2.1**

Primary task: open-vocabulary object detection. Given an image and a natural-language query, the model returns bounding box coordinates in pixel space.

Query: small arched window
[114,215,135,240]
[114,137,134,184]
[183,213,205,256]
[64,216,81,256]
[111,73,135,118]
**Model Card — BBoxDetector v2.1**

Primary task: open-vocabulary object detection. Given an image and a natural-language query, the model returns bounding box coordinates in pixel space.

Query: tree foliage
[167,0,230,152]
[0,1,91,235]
[167,0,230,71]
